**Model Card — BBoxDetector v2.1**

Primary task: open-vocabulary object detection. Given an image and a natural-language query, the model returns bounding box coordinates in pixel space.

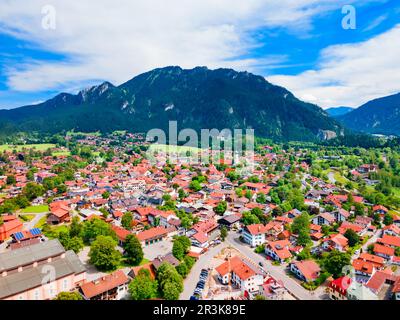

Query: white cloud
[268,24,400,108]
[0,0,362,93]
[363,14,388,32]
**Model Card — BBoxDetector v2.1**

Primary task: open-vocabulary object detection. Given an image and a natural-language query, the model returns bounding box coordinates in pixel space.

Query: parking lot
[142,239,173,260]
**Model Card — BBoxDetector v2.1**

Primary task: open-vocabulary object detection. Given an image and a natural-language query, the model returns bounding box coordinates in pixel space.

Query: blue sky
[0,0,399,109]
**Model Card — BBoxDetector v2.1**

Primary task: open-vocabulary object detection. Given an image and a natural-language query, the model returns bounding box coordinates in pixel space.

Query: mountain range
[0,67,344,142]
[338,92,400,136]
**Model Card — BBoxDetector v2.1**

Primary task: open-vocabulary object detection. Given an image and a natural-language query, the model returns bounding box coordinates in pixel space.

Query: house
[11,228,42,246]
[286,209,302,219]
[322,233,348,252]
[312,212,336,226]
[328,276,352,300]
[373,243,395,260]
[152,253,180,271]
[215,256,264,294]
[357,164,378,174]
[365,270,398,297]
[148,210,180,228]
[242,224,269,247]
[47,201,71,225]
[377,235,400,249]
[346,281,379,300]
[79,270,129,300]
[111,225,131,246]
[265,240,292,263]
[188,219,219,248]
[217,214,241,230]
[333,209,350,222]
[0,218,23,242]
[0,239,86,300]
[338,221,365,236]
[382,224,400,237]
[373,205,388,215]
[136,226,171,246]
[258,277,286,300]
[392,277,400,300]
[290,260,321,283]
[352,253,385,280]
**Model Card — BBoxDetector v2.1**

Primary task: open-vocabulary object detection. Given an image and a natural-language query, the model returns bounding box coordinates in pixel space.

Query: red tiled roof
[330,276,352,295]
[80,270,129,298]
[366,270,397,293]
[293,260,321,281]
[245,224,269,236]
[378,235,400,248]
[373,243,395,257]
[215,256,258,281]
[136,227,169,242]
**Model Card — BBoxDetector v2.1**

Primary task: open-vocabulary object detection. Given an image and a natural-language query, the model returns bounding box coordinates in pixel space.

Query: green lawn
[0,144,56,152]
[52,151,71,157]
[333,171,349,184]
[34,215,48,228]
[66,130,102,137]
[44,225,69,239]
[392,188,400,197]
[114,257,150,271]
[21,205,49,213]
[148,143,202,155]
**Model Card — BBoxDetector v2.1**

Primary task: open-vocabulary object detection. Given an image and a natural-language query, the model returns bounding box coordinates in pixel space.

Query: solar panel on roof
[30,228,42,236]
[14,232,24,241]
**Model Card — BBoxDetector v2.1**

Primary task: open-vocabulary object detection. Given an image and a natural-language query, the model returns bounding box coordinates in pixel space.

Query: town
[0,131,399,301]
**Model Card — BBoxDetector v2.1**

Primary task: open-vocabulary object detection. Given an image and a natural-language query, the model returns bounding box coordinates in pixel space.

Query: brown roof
[80,270,129,299]
[152,253,180,269]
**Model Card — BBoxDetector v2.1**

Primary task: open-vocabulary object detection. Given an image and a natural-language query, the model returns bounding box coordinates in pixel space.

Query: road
[328,172,336,184]
[225,233,324,300]
[181,243,224,300]
[353,230,380,260]
[24,211,48,230]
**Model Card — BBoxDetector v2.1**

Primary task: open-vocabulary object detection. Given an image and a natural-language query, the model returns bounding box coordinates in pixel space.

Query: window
[63,279,69,290]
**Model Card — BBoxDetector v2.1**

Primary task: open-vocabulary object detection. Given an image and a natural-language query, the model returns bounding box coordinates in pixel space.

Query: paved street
[328,172,336,184]
[226,233,324,300]
[24,212,48,230]
[181,243,224,300]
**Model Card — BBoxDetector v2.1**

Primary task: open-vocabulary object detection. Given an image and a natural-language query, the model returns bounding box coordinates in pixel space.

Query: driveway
[226,233,323,300]
[24,211,48,230]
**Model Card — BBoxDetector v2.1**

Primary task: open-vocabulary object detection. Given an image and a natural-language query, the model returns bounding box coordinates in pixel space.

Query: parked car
[194,288,203,295]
